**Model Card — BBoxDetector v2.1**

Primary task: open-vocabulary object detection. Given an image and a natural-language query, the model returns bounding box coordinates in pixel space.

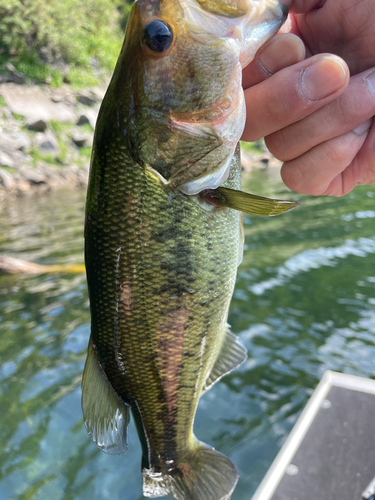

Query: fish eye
[144,20,173,52]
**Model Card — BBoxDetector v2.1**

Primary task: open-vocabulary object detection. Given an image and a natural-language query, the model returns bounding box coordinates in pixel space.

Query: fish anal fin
[81,337,130,455]
[202,327,247,394]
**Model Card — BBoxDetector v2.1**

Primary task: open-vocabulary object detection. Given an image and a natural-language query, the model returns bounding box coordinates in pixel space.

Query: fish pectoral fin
[81,337,130,455]
[207,187,302,216]
[202,327,247,394]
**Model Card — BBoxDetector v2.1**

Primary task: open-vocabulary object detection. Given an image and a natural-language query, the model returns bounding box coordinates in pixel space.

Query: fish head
[109,0,287,193]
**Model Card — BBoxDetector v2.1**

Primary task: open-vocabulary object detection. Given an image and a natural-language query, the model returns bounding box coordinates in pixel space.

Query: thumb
[242,53,349,142]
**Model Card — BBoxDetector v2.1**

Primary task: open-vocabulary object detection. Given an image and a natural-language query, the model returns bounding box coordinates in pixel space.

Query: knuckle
[322,139,348,165]
[280,161,307,193]
[266,129,291,161]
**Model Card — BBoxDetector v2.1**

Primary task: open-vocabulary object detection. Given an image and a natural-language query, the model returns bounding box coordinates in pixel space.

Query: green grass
[63,67,102,90]
[49,120,70,134]
[78,146,92,158]
[0,0,128,88]
[28,146,54,167]
[240,140,266,154]
[12,112,24,121]
[80,123,94,133]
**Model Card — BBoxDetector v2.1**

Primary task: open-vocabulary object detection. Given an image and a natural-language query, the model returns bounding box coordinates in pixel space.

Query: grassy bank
[0,0,132,88]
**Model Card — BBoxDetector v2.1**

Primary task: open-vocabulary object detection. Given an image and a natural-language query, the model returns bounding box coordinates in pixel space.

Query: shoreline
[0,81,281,207]
[0,81,104,206]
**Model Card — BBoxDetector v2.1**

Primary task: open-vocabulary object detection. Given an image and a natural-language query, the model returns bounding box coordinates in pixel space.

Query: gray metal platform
[252,371,375,500]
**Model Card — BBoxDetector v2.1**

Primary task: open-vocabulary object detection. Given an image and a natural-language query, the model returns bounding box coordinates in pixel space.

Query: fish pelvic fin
[81,336,130,455]
[142,441,238,500]
[202,326,247,394]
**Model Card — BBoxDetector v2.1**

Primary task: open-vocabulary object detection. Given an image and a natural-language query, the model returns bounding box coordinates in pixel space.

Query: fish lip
[276,1,289,17]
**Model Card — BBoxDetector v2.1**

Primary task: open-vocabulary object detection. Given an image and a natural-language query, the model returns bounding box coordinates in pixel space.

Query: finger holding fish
[242,53,349,142]
[280,118,374,196]
[266,67,375,196]
[242,32,305,89]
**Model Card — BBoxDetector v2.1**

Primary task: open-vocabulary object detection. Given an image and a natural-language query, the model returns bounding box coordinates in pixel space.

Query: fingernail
[258,34,305,75]
[299,56,347,102]
[353,119,372,136]
[366,70,375,99]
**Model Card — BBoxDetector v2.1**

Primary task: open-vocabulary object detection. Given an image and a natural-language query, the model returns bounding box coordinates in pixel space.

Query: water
[0,172,374,500]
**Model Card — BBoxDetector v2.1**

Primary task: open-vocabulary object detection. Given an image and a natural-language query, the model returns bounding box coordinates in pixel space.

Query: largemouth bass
[82,1,291,499]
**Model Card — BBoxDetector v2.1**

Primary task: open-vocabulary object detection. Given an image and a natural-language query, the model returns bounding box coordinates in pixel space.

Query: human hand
[242,0,375,196]
[267,0,375,195]
[266,68,375,196]
[288,0,375,75]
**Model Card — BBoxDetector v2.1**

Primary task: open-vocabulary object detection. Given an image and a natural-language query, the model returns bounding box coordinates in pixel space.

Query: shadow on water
[0,175,374,500]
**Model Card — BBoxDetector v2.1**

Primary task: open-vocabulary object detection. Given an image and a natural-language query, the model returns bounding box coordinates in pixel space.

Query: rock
[0,168,15,188]
[27,119,48,132]
[0,131,31,152]
[76,109,97,129]
[19,166,47,184]
[77,169,88,185]
[72,130,92,148]
[36,131,59,156]
[5,63,25,85]
[76,114,90,126]
[11,172,31,193]
[39,139,58,155]
[77,93,97,106]
[0,255,51,274]
[60,166,79,185]
[0,106,13,122]
[82,161,90,172]
[0,83,76,123]
[5,62,16,72]
[0,150,15,168]
[90,86,106,101]
[0,74,12,84]
[51,93,63,103]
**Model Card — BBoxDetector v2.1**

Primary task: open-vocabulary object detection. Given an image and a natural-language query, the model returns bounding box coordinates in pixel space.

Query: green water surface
[0,169,374,500]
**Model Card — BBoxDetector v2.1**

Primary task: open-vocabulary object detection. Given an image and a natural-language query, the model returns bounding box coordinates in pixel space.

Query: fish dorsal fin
[81,337,130,455]
[202,327,247,394]
[206,186,302,216]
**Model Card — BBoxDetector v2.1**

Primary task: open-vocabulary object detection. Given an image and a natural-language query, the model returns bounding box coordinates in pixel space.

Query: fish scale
[82,1,289,498]
[86,125,242,457]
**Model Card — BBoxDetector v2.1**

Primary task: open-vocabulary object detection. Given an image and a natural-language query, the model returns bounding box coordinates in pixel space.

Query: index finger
[243,33,305,89]
[242,54,349,142]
